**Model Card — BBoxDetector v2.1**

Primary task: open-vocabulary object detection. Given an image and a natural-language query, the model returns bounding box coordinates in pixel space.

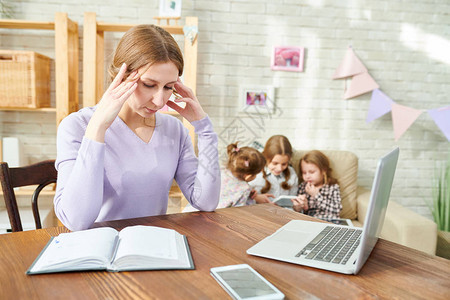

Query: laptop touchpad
[271,230,310,244]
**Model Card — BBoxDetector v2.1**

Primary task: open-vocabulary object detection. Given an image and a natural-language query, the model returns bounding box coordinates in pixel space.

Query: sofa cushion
[291,150,358,220]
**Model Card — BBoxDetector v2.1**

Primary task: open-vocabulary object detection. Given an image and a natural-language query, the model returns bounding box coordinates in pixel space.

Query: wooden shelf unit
[0,12,79,126]
[0,107,57,112]
[0,187,55,197]
[0,14,79,228]
[0,19,54,30]
[82,12,198,145]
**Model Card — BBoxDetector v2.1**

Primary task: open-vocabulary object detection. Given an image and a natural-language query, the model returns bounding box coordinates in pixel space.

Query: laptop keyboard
[295,226,362,264]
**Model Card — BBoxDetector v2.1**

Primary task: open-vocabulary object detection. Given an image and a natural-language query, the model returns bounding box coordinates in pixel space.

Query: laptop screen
[355,147,399,273]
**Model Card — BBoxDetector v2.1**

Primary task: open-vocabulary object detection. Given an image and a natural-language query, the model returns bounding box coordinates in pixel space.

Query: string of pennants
[332,46,450,142]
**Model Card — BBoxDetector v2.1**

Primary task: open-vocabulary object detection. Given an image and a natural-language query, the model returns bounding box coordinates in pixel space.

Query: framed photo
[271,46,305,72]
[159,0,182,17]
[240,85,274,114]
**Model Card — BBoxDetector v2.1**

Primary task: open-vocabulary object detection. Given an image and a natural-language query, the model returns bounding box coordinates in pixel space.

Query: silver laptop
[247,148,399,275]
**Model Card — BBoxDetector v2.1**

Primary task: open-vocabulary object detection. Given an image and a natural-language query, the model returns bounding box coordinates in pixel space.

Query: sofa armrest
[356,186,437,255]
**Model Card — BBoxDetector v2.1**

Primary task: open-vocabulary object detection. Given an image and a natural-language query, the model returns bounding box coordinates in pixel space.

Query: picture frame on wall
[240,85,275,114]
[271,46,305,72]
[159,0,182,17]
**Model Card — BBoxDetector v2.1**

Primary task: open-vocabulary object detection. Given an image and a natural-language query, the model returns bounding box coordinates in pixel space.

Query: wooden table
[1,204,449,299]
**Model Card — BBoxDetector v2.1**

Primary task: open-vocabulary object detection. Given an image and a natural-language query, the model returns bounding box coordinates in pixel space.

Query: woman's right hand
[85,63,139,142]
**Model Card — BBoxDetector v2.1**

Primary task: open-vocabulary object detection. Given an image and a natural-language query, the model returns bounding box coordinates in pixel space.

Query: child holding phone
[292,150,342,220]
[184,142,265,211]
[249,135,298,204]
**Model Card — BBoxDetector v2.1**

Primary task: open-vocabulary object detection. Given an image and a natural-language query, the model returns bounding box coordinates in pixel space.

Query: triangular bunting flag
[332,47,368,79]
[428,106,450,141]
[367,89,394,123]
[344,72,379,99]
[391,103,423,141]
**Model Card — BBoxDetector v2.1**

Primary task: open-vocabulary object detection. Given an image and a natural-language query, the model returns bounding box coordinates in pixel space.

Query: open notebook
[247,148,399,275]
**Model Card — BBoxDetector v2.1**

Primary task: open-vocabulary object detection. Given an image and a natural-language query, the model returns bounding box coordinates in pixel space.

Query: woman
[54,24,220,231]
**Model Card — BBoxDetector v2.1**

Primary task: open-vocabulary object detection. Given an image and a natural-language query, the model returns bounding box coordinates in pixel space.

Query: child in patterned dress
[292,150,342,220]
[183,142,266,211]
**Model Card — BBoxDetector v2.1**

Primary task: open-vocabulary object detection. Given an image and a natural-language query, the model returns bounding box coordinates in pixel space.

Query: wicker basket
[0,50,51,108]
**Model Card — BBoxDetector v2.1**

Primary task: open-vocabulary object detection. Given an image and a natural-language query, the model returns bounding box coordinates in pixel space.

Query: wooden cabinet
[0,13,78,222]
[82,12,197,145]
[0,12,79,126]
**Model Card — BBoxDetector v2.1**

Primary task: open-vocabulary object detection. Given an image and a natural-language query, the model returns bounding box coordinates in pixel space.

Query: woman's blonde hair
[108,24,184,82]
[299,150,338,185]
[261,135,294,193]
[226,142,266,181]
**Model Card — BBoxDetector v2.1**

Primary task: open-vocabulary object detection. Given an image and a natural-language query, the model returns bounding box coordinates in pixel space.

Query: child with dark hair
[183,142,265,211]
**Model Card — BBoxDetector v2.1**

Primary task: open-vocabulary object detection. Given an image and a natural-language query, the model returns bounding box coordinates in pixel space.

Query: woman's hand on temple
[85,63,139,142]
[166,79,206,122]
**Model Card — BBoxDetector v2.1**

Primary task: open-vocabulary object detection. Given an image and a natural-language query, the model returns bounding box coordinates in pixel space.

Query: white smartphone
[210,264,285,300]
[330,218,354,226]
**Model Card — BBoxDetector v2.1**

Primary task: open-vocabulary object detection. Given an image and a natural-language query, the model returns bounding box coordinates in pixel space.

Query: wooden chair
[0,160,57,232]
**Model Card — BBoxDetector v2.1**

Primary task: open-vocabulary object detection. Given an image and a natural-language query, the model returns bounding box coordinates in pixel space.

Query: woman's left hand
[166,79,206,122]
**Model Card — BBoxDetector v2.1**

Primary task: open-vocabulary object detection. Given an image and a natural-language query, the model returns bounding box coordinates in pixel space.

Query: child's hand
[254,193,275,204]
[292,194,308,212]
[305,182,320,198]
[166,79,207,122]
[249,189,257,199]
[291,198,302,212]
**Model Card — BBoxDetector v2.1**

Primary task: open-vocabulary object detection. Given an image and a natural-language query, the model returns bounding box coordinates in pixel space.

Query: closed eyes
[142,82,174,90]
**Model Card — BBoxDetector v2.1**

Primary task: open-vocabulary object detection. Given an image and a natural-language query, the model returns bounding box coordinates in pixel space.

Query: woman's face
[127,61,179,118]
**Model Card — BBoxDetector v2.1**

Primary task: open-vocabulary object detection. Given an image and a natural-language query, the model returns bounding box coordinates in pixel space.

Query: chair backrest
[0,160,57,232]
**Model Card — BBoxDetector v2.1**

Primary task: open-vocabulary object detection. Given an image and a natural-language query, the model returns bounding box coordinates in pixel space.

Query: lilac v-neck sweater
[54,107,220,231]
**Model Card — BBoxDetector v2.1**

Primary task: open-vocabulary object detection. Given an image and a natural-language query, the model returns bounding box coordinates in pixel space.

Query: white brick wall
[0,0,448,220]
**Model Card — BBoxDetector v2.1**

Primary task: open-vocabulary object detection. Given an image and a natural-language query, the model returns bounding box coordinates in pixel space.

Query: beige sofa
[291,150,437,255]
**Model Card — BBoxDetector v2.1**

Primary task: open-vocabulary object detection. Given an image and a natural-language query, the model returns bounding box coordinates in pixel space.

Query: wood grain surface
[1,204,449,299]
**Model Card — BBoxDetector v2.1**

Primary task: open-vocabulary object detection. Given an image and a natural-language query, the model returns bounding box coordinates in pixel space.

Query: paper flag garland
[367,89,449,141]
[333,47,449,141]
[344,72,379,99]
[333,47,378,99]
[332,46,367,79]
[428,106,450,141]
[366,89,394,123]
[391,103,423,141]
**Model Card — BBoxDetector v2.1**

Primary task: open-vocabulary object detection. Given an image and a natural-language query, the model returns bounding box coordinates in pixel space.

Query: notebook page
[114,225,178,261]
[30,227,118,271]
